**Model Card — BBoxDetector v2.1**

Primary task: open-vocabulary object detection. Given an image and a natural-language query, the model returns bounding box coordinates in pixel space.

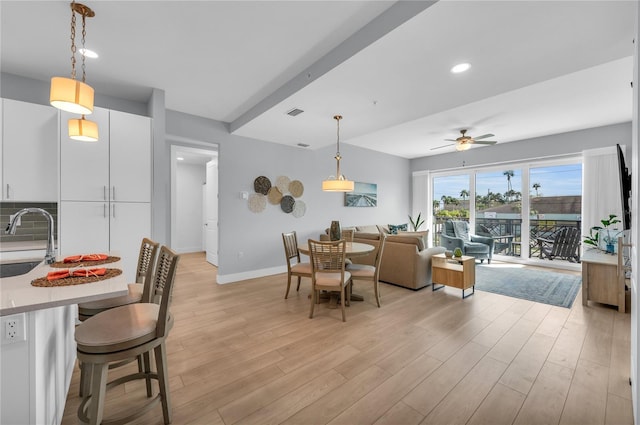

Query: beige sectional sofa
[322,225,446,290]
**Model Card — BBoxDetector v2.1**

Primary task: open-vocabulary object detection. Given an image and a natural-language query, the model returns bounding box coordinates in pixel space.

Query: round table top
[298,241,374,257]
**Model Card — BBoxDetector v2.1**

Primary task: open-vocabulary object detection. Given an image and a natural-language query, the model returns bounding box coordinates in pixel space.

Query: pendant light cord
[70,3,77,80]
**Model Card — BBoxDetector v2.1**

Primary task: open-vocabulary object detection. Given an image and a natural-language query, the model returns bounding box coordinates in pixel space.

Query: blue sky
[433,164,582,200]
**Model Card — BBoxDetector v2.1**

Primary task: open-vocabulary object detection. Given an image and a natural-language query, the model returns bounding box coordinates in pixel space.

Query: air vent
[297,143,309,148]
[287,108,304,117]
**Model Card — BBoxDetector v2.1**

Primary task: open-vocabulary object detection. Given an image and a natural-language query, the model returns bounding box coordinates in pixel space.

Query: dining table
[298,241,375,303]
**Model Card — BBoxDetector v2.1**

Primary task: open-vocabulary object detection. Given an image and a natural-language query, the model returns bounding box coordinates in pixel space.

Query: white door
[205,160,218,266]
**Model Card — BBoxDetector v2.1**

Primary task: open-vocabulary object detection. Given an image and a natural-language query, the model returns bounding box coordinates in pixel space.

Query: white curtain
[412,171,431,246]
[582,146,623,242]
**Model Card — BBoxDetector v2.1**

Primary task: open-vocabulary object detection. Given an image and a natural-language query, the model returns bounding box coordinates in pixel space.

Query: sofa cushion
[356,225,380,233]
[388,223,408,235]
[398,230,429,247]
[387,234,425,251]
[354,232,381,241]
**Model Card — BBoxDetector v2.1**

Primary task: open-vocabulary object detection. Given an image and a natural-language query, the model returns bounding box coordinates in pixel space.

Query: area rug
[474,265,581,308]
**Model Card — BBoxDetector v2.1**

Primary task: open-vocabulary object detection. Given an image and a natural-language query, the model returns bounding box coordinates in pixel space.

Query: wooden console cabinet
[432,253,476,298]
[581,248,626,312]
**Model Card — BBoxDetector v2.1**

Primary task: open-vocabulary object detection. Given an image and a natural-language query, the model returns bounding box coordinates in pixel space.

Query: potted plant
[408,213,425,231]
[583,214,621,254]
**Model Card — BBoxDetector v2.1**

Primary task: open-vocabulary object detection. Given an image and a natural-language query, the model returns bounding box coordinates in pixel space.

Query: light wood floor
[62,252,633,425]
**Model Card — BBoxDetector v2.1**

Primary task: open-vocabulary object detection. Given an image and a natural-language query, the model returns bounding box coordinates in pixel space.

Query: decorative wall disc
[267,187,283,205]
[292,200,306,218]
[289,180,304,198]
[248,193,267,213]
[276,176,291,194]
[280,195,295,213]
[253,176,271,195]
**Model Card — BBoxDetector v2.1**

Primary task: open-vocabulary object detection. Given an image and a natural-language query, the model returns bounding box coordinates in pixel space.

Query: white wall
[175,163,205,253]
[165,110,411,282]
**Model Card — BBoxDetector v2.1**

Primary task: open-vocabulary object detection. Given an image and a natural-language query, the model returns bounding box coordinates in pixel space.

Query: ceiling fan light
[69,117,99,142]
[456,142,471,151]
[50,77,95,114]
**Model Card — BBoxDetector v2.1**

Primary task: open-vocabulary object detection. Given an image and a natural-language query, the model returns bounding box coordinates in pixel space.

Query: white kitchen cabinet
[59,201,150,279]
[59,108,152,281]
[2,98,59,201]
[60,107,110,202]
[110,110,151,202]
[60,108,150,203]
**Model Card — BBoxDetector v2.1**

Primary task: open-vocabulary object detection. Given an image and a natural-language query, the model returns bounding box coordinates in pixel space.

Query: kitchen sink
[0,260,42,278]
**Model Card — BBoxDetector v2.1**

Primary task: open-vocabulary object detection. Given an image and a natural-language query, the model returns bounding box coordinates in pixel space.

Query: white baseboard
[217,265,287,284]
[175,246,204,254]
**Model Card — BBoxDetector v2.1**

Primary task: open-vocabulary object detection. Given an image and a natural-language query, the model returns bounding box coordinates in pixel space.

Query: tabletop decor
[330,220,342,241]
[50,255,120,268]
[584,213,621,254]
[31,268,122,287]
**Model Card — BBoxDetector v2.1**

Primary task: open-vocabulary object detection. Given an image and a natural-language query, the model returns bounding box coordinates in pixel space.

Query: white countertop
[1,256,128,316]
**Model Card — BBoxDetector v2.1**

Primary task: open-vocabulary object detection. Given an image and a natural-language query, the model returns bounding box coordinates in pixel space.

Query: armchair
[441,220,494,263]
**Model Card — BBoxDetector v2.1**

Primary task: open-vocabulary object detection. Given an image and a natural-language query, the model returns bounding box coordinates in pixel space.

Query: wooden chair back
[282,231,301,265]
[136,238,160,285]
[308,239,347,275]
[342,229,355,242]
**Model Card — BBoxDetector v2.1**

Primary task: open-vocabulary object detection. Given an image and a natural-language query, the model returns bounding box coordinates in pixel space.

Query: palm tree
[503,170,514,192]
[532,182,541,197]
[459,189,469,200]
[433,200,440,212]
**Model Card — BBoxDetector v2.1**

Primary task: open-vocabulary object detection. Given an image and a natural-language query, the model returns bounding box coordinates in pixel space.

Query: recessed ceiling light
[451,63,471,74]
[79,48,99,59]
[177,157,184,161]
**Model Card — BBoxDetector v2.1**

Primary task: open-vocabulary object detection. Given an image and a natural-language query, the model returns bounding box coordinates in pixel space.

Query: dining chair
[341,228,355,242]
[282,231,312,299]
[78,238,160,321]
[75,245,180,425]
[347,233,386,307]
[308,239,351,322]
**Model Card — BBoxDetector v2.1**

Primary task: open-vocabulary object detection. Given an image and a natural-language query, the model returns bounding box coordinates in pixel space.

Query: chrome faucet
[5,208,56,264]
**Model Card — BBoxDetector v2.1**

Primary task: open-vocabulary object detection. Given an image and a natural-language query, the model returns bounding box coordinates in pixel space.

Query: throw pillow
[388,223,408,235]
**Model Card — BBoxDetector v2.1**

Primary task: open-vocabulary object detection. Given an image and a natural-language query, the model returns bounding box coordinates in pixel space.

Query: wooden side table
[432,253,476,298]
[581,248,626,313]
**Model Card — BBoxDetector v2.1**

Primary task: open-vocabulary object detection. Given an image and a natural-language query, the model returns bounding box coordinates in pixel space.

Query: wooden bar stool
[78,238,160,320]
[75,246,180,425]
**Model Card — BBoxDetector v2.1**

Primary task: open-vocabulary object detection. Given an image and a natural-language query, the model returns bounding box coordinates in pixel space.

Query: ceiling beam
[229,0,438,133]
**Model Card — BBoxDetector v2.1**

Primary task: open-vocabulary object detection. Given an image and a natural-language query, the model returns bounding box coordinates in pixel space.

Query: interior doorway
[170,144,218,265]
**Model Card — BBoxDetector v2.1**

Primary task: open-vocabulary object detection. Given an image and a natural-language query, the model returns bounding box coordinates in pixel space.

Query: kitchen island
[0,256,128,425]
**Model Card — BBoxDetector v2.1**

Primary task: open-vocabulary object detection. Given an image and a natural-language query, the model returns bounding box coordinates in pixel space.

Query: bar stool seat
[75,246,179,425]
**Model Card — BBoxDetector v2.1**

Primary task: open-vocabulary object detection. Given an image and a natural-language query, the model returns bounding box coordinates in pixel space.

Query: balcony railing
[433,216,582,261]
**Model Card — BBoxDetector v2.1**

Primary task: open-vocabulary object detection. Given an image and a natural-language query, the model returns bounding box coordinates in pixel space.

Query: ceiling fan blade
[443,139,457,142]
[473,140,497,145]
[472,133,495,140]
[431,143,455,150]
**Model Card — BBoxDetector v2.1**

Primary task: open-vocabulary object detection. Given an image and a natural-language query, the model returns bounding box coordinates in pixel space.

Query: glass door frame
[429,154,582,270]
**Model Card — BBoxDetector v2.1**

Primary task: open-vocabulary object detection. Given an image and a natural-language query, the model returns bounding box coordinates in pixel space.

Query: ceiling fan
[431,129,498,152]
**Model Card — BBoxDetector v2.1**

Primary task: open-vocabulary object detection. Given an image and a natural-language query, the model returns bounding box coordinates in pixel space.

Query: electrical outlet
[238,251,244,259]
[2,314,26,344]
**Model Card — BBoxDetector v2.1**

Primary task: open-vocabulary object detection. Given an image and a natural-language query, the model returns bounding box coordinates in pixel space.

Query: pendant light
[50,2,96,115]
[322,115,354,192]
